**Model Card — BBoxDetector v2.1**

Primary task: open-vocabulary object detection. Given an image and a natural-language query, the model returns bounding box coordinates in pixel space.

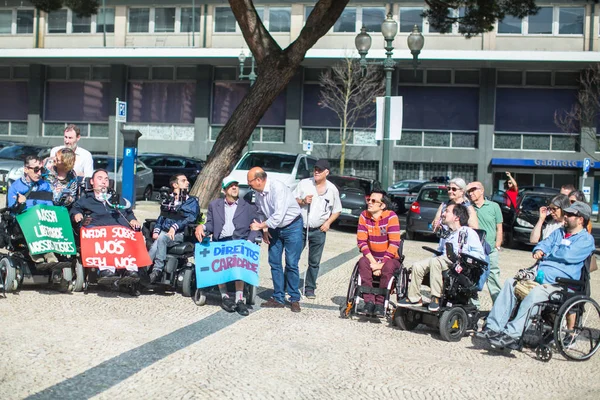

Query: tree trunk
[340,138,347,175]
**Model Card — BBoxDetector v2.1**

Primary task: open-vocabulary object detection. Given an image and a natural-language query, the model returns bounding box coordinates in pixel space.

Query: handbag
[514,279,539,300]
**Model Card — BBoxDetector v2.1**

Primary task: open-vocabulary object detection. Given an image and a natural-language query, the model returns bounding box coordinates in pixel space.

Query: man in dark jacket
[70,169,141,277]
[195,177,260,316]
[149,174,199,283]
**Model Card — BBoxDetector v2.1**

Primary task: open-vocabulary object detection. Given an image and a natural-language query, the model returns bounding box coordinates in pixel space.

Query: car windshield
[236,153,297,174]
[94,158,123,172]
[418,188,449,204]
[390,181,412,190]
[328,176,371,194]
[0,145,43,160]
[519,194,555,212]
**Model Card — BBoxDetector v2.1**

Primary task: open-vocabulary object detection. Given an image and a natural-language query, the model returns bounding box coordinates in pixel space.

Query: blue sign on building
[491,158,595,169]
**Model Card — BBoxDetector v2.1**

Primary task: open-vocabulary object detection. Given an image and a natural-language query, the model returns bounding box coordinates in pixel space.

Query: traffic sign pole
[114,97,120,192]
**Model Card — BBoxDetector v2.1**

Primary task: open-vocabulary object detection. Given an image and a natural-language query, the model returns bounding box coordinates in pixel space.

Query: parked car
[0,144,51,192]
[137,153,205,189]
[328,175,383,226]
[228,151,318,202]
[405,183,450,240]
[93,155,154,201]
[492,187,560,248]
[387,179,427,214]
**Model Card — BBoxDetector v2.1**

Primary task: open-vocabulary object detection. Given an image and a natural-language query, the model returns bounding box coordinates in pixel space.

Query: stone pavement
[0,200,599,399]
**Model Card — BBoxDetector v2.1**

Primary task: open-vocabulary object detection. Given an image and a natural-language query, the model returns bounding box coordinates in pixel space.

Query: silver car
[93,155,154,201]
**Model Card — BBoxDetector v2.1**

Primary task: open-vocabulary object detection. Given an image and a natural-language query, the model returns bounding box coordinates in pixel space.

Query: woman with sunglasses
[432,178,479,235]
[529,194,570,244]
[567,190,593,233]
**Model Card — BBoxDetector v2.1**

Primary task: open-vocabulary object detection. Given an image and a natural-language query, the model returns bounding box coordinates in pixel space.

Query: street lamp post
[355,14,424,190]
[238,50,257,151]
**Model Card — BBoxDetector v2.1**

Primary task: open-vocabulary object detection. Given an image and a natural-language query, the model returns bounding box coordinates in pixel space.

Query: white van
[228,151,318,202]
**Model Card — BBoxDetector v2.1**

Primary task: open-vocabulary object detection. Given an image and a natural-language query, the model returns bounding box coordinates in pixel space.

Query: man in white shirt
[50,124,93,178]
[293,159,341,299]
[249,167,303,312]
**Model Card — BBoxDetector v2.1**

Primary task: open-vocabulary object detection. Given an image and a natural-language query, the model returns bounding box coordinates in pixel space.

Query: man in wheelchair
[481,201,595,350]
[356,190,401,317]
[148,174,199,284]
[399,203,486,311]
[7,155,59,264]
[70,169,142,278]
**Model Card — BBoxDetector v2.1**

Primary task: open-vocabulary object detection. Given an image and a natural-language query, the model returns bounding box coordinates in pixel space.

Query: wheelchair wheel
[340,263,360,319]
[393,308,421,331]
[0,257,18,293]
[554,295,600,361]
[246,285,256,306]
[535,345,553,362]
[439,307,468,342]
[71,261,85,292]
[181,268,194,297]
[193,288,207,306]
[59,267,73,292]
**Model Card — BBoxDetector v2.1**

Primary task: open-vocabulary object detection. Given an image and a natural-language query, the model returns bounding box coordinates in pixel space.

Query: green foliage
[423,0,539,37]
[30,0,99,17]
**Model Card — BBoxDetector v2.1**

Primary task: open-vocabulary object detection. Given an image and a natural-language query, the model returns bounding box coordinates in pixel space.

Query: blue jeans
[486,278,560,339]
[268,217,303,303]
[302,228,327,291]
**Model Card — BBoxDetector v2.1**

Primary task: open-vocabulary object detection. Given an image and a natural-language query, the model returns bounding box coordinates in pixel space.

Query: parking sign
[583,158,591,173]
[116,101,127,122]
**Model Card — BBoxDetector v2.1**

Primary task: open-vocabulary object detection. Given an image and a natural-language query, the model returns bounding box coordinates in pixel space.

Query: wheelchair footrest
[36,262,72,271]
[358,285,388,296]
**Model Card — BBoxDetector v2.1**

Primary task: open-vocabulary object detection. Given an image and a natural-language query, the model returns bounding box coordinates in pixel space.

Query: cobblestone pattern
[0,200,598,399]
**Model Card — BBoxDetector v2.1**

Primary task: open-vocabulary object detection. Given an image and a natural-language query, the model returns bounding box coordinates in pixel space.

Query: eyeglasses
[26,166,42,173]
[564,212,579,218]
[248,177,259,184]
[367,199,382,204]
[467,188,480,193]
[447,187,460,192]
[548,206,560,212]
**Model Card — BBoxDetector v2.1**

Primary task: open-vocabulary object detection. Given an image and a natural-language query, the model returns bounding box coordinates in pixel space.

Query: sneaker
[397,298,422,308]
[124,270,139,279]
[563,332,578,349]
[374,304,386,317]
[305,289,316,299]
[99,270,116,278]
[235,300,249,316]
[44,253,59,263]
[428,297,440,312]
[489,333,519,350]
[261,298,285,308]
[149,269,163,284]
[364,301,376,316]
[474,329,501,341]
[221,296,236,312]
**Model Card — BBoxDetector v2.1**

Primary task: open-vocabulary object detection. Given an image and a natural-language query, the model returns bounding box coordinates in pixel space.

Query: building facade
[0,0,598,209]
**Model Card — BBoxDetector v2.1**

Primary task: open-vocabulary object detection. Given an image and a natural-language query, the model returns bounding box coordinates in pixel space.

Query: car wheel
[143,185,153,201]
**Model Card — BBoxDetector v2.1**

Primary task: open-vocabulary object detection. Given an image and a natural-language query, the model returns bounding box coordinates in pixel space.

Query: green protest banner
[16,204,77,255]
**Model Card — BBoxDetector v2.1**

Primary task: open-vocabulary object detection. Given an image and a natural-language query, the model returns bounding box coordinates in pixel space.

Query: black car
[492,187,560,248]
[137,153,205,189]
[328,175,382,226]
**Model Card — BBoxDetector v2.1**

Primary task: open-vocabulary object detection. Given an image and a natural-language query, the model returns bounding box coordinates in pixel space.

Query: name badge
[560,239,571,246]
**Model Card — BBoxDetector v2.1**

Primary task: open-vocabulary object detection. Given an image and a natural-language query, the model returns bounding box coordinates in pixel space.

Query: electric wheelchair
[0,191,83,295]
[339,242,405,320]
[485,252,600,362]
[392,230,489,342]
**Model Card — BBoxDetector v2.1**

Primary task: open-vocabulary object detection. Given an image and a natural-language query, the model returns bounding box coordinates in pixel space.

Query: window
[215,7,236,32]
[181,7,200,32]
[16,10,34,34]
[528,7,552,34]
[97,8,115,33]
[498,15,522,34]
[154,7,175,33]
[362,7,385,32]
[0,10,11,34]
[334,7,356,32]
[269,7,290,32]
[128,82,196,124]
[559,7,584,35]
[72,13,91,33]
[129,8,150,33]
[400,7,423,33]
[48,9,67,34]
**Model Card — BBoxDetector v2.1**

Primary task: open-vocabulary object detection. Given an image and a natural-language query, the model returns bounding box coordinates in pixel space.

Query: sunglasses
[447,187,460,192]
[467,188,480,193]
[570,199,576,204]
[26,166,42,173]
[564,212,579,218]
[314,168,325,173]
[548,206,560,212]
[367,199,382,204]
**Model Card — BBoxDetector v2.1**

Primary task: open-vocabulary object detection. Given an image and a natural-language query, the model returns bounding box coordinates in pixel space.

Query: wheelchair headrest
[473,229,487,244]
[83,177,115,192]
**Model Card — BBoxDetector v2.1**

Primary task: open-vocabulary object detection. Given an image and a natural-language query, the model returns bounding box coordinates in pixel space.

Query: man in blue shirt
[8,155,57,264]
[248,167,303,312]
[482,201,595,348]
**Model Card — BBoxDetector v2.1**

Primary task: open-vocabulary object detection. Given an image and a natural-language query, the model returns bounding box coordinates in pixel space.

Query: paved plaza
[1,200,599,399]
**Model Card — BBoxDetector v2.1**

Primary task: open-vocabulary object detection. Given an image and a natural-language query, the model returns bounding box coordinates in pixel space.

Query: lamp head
[381,13,398,42]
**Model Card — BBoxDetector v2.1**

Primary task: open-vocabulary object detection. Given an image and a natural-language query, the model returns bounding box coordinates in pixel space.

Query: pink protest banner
[80,225,151,270]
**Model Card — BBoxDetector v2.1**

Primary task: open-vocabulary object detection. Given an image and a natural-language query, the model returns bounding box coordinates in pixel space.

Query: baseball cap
[222,177,239,190]
[315,159,330,171]
[563,201,591,220]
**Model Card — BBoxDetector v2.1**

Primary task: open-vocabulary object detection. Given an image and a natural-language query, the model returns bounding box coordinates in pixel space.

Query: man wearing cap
[467,181,503,303]
[293,159,341,299]
[195,177,260,316]
[480,201,595,348]
[248,167,304,312]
